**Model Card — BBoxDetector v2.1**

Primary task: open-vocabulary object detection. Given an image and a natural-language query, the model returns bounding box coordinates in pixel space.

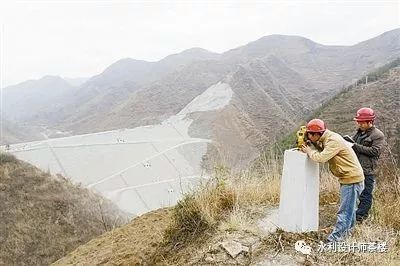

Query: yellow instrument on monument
[296,126,307,149]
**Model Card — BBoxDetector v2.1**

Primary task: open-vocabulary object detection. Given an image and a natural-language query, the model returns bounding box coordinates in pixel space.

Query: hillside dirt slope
[51,204,356,265]
[53,208,171,265]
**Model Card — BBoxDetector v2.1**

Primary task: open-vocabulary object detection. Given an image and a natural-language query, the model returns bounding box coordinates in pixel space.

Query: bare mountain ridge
[0,48,221,145]
[77,59,234,130]
[180,31,400,168]
[228,30,400,91]
[0,119,44,144]
[5,30,399,127]
[63,77,89,87]
[223,34,325,59]
[90,29,399,169]
[25,48,220,131]
[72,29,400,133]
[2,75,75,122]
[68,47,220,95]
[185,58,310,168]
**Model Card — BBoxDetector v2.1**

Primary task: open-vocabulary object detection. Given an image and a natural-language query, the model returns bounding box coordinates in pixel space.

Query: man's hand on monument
[301,144,312,155]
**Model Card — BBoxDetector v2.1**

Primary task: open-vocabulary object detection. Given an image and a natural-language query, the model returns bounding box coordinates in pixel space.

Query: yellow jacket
[309,129,364,184]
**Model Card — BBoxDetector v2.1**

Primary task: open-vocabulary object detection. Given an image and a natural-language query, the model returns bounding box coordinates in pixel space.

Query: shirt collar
[358,126,375,134]
[318,129,329,142]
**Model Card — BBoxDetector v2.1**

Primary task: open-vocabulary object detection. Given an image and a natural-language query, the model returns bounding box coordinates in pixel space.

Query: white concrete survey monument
[278,149,319,232]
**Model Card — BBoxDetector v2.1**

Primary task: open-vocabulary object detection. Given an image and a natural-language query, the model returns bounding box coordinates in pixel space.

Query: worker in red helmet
[350,107,385,222]
[301,119,364,242]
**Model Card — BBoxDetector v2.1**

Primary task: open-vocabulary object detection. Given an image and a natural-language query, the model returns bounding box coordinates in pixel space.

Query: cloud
[0,0,398,87]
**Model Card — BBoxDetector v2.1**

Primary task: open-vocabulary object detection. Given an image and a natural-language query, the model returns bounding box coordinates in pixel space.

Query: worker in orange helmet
[350,108,385,222]
[301,119,364,242]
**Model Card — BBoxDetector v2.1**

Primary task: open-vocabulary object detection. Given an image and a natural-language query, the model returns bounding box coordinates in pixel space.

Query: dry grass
[372,192,400,230]
[230,171,280,207]
[319,167,340,205]
[160,153,275,251]
[164,150,345,246]
[164,176,235,245]
[163,156,282,247]
[346,223,400,265]
[161,148,400,264]
[219,207,259,234]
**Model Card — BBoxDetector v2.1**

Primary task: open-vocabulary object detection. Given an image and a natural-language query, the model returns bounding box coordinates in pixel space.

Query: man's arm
[352,134,385,157]
[306,139,341,163]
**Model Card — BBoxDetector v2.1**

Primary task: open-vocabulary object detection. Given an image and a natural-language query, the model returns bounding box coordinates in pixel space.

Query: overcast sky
[0,0,398,87]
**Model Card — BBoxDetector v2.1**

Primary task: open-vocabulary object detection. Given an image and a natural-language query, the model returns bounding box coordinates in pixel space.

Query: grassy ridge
[0,153,128,265]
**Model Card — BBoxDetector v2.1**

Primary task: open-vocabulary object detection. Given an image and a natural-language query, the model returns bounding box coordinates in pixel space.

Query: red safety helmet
[306,119,326,133]
[354,107,375,122]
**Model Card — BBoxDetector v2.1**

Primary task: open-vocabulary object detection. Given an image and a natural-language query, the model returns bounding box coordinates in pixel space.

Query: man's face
[357,121,373,131]
[307,132,321,143]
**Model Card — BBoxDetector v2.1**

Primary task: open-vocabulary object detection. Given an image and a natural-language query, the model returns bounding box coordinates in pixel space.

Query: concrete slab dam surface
[5,121,211,215]
[3,81,234,216]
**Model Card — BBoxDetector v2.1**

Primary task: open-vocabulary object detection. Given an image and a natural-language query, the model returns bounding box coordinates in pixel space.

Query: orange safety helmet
[306,119,326,133]
[354,107,375,122]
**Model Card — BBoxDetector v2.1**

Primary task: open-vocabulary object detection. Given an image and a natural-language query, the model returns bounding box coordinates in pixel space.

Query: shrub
[0,153,18,165]
[164,179,235,245]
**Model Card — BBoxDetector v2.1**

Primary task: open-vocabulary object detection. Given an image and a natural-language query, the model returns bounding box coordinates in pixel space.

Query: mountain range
[2,28,399,168]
